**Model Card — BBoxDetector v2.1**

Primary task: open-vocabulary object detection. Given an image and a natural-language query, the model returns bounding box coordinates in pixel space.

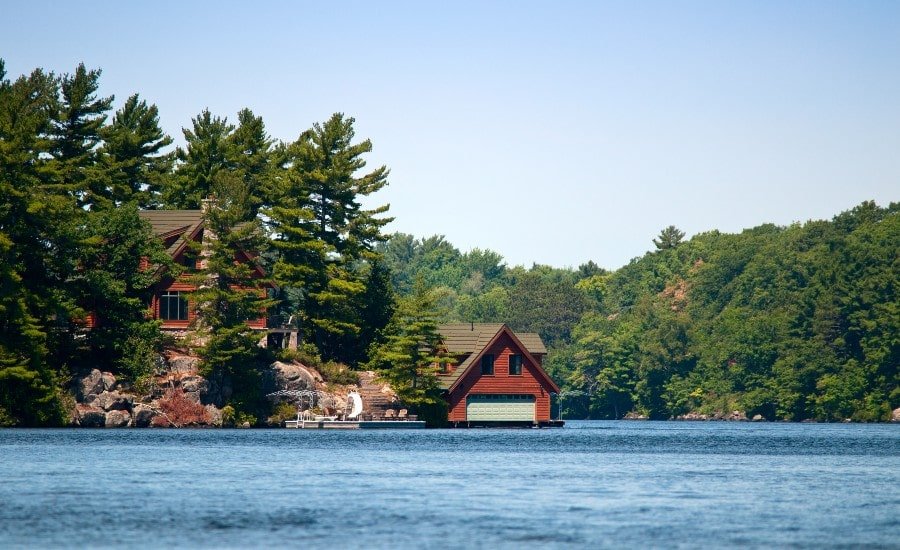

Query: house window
[159,291,189,321]
[481,354,494,375]
[509,354,522,375]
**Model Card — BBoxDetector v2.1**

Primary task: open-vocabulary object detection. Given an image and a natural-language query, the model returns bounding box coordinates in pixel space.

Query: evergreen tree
[163,109,233,209]
[193,175,275,420]
[51,63,114,210]
[226,108,273,215]
[100,94,173,208]
[367,278,449,408]
[76,203,173,377]
[0,61,70,425]
[653,225,686,250]
[268,113,392,362]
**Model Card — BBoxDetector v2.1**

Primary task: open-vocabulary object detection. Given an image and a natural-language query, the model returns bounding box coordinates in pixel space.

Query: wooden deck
[284,420,426,429]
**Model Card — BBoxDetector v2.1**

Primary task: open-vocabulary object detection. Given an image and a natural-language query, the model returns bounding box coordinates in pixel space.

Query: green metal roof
[436,323,549,391]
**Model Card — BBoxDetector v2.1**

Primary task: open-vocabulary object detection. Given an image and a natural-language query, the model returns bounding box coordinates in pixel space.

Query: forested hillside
[383,203,898,421]
[0,60,896,425]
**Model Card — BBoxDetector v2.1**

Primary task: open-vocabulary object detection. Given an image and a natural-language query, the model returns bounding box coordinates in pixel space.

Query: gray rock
[179,375,207,394]
[132,404,158,428]
[892,408,900,423]
[105,410,131,428]
[78,369,104,399]
[100,371,117,391]
[96,391,133,411]
[76,404,106,427]
[168,355,199,374]
[205,405,223,427]
[752,414,765,422]
[263,361,321,393]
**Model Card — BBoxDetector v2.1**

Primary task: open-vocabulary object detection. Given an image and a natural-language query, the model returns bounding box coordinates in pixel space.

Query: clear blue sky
[3,1,898,268]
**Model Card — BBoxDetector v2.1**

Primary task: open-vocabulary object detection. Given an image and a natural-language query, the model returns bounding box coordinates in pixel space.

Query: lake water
[1,421,898,548]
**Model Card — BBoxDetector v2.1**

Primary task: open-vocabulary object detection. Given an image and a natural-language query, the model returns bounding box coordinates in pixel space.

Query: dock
[284,419,426,429]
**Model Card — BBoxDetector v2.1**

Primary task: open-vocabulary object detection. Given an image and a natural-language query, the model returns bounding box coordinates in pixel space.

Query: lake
[1,421,898,548]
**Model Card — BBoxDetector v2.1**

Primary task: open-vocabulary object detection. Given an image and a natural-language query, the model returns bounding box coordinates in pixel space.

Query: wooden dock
[284,419,427,429]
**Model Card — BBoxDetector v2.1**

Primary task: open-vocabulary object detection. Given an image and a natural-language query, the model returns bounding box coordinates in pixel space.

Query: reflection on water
[1,421,898,548]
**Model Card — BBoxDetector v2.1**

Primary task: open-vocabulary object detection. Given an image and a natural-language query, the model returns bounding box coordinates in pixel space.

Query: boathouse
[437,323,561,427]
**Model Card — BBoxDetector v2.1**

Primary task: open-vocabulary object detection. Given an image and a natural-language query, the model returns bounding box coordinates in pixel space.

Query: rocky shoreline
[69,351,398,428]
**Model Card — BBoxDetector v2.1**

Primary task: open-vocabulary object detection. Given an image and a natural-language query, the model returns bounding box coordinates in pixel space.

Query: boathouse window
[159,291,189,321]
[509,354,522,375]
[481,354,494,375]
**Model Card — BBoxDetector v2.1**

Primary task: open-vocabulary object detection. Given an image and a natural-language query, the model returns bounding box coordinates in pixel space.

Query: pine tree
[76,203,173,376]
[653,225,686,250]
[226,108,273,215]
[0,61,68,425]
[192,175,275,419]
[367,278,449,408]
[51,63,114,210]
[267,113,392,362]
[163,109,233,209]
[100,94,173,208]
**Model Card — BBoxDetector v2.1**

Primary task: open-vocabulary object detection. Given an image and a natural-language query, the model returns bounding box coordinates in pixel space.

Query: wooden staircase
[356,371,399,419]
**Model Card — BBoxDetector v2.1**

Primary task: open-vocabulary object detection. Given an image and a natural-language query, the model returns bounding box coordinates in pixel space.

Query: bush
[267,401,297,426]
[157,387,208,427]
[318,361,359,385]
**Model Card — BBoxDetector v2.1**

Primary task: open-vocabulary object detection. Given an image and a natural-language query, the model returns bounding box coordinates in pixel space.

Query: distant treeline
[381,203,898,421]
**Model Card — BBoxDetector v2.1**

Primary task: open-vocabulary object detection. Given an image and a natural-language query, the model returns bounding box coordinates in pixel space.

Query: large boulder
[892,408,900,423]
[100,371,117,391]
[263,361,322,393]
[168,355,199,374]
[179,375,207,394]
[95,391,133,412]
[75,404,106,427]
[205,405,223,427]
[105,410,131,428]
[132,404,158,428]
[78,369,104,400]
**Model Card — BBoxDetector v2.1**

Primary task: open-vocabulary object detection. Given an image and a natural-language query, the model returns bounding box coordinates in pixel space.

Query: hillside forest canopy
[0,61,897,426]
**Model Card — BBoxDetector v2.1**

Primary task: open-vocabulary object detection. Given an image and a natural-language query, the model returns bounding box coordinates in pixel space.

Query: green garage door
[466,394,535,421]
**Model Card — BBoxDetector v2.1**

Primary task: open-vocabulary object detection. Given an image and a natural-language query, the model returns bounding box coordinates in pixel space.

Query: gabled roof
[439,323,547,355]
[139,210,204,256]
[138,210,267,279]
[436,323,558,393]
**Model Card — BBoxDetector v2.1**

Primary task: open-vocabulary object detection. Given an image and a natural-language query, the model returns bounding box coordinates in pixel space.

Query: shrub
[319,361,359,386]
[157,387,208,427]
[267,401,297,426]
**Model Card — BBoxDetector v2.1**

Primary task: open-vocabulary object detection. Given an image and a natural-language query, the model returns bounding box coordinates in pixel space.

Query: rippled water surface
[1,422,898,548]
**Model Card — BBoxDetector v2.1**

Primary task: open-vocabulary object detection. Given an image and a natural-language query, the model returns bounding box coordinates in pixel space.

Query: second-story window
[159,291,189,321]
[481,354,494,375]
[509,354,522,375]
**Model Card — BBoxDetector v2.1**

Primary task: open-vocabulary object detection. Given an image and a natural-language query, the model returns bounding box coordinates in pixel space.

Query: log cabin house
[137,209,270,338]
[437,323,562,427]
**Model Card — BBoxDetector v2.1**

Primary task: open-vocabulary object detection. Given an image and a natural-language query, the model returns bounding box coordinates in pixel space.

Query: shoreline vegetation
[0,60,897,427]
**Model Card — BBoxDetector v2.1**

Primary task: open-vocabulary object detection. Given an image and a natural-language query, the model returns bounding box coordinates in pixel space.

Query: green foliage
[0,366,66,426]
[78,203,171,374]
[367,278,451,409]
[267,113,392,364]
[653,225,686,250]
[317,361,360,386]
[557,202,899,421]
[268,401,298,425]
[99,94,173,208]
